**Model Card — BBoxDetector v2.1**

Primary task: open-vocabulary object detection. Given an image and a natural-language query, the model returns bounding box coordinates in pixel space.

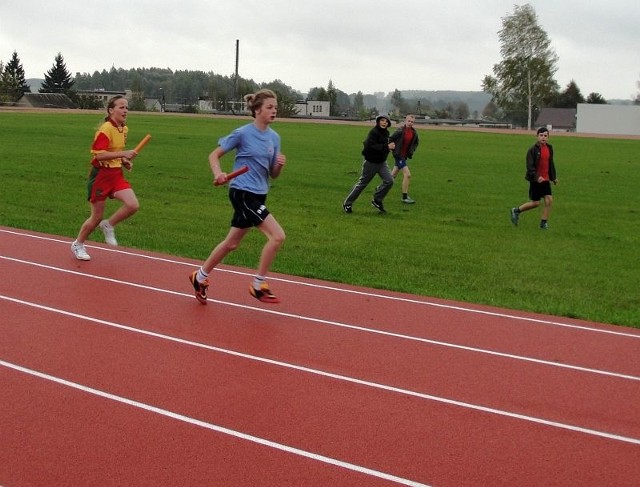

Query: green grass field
[1,110,639,328]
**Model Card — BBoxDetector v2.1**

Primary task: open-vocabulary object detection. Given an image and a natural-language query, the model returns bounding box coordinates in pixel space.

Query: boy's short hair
[537,126,549,135]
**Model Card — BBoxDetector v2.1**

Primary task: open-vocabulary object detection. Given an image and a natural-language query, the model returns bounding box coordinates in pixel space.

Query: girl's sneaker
[99,220,117,246]
[71,241,91,261]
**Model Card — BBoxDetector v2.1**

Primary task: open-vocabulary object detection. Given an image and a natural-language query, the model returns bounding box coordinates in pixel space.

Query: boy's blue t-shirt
[218,123,280,194]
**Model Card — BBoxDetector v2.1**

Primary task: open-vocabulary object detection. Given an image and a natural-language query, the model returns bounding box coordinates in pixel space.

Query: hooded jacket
[361,122,391,164]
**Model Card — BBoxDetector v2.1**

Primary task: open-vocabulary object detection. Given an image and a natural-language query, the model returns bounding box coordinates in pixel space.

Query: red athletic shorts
[87,167,132,202]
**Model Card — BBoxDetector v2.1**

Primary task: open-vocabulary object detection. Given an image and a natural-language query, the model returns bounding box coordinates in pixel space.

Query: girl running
[189,89,287,304]
[71,95,140,260]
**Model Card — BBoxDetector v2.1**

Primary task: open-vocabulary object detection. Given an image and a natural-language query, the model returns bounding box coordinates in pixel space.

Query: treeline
[74,66,302,110]
[5,50,495,120]
[11,49,608,123]
[73,67,484,119]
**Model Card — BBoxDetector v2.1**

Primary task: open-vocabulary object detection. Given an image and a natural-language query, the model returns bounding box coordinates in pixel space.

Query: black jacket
[525,142,556,182]
[361,125,390,163]
[389,126,419,159]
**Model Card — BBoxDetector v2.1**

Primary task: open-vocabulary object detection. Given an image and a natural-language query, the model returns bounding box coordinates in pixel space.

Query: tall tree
[308,86,328,101]
[0,62,8,103]
[390,89,406,116]
[327,80,338,116]
[553,80,585,108]
[585,92,607,104]
[40,53,74,94]
[482,4,559,129]
[128,74,146,111]
[3,51,31,101]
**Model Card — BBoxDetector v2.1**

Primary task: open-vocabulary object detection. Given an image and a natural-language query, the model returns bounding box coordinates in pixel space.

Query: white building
[294,100,330,117]
[576,104,640,136]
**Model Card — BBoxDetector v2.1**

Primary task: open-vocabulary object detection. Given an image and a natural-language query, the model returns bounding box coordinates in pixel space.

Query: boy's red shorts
[87,167,132,202]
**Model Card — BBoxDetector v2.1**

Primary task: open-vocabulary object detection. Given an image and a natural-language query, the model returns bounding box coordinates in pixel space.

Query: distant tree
[635,76,640,105]
[452,101,470,119]
[389,89,406,116]
[552,80,585,108]
[353,91,370,120]
[482,4,559,129]
[261,79,300,101]
[586,92,607,104]
[265,89,298,118]
[0,62,8,103]
[353,91,364,111]
[414,98,433,117]
[3,51,31,101]
[74,94,103,109]
[40,53,75,95]
[433,103,454,119]
[327,80,338,116]
[335,89,353,116]
[128,75,146,111]
[308,86,329,101]
[481,101,500,120]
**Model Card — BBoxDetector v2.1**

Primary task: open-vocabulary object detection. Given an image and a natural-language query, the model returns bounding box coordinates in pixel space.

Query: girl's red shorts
[87,167,132,202]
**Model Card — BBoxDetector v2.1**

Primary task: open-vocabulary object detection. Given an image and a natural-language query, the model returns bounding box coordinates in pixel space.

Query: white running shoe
[99,220,117,246]
[71,241,91,261]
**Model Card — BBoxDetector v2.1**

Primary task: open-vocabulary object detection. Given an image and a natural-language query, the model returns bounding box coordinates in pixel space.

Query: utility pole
[234,39,239,105]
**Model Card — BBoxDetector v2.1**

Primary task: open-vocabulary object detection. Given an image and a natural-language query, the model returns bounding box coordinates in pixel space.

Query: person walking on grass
[510,126,558,229]
[189,89,286,305]
[389,114,420,204]
[343,115,395,214]
[71,95,140,261]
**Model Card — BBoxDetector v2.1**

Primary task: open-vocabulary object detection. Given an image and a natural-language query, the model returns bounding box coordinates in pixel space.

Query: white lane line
[2,227,638,340]
[2,295,640,446]
[1,257,639,383]
[0,359,428,487]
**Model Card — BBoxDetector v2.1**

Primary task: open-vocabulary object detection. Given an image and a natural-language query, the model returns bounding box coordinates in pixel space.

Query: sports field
[0,109,638,328]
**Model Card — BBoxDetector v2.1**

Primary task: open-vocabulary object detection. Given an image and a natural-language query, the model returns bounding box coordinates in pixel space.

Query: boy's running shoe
[540,221,549,230]
[343,203,353,213]
[71,241,91,261]
[249,283,280,304]
[510,208,520,226]
[402,197,416,204]
[371,200,386,213]
[189,271,209,305]
[99,220,118,246]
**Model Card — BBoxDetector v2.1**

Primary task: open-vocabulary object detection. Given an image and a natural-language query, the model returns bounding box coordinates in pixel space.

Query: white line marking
[0,359,428,487]
[1,255,639,382]
[2,227,638,339]
[2,294,640,446]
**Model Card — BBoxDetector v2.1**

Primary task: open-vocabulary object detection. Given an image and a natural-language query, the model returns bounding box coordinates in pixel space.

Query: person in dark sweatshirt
[343,115,395,214]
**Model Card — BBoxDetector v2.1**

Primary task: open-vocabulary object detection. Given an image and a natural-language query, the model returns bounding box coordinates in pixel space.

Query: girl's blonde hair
[244,89,277,117]
[105,95,127,122]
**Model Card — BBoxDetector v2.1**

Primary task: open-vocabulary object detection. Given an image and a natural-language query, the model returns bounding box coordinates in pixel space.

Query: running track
[1,226,639,486]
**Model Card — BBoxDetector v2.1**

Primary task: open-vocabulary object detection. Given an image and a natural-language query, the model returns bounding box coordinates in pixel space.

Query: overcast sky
[1,0,638,100]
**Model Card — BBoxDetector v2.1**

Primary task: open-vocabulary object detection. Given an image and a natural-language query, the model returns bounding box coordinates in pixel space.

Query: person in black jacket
[343,115,395,213]
[510,127,559,229]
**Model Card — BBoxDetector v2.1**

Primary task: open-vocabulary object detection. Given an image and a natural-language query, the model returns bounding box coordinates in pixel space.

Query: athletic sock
[253,275,265,290]
[196,268,209,283]
[403,193,408,199]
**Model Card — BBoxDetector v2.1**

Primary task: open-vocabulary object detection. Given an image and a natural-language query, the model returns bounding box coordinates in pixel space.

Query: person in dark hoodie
[343,115,395,214]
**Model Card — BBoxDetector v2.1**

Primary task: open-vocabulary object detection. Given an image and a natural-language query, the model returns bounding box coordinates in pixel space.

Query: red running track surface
[1,226,639,486]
